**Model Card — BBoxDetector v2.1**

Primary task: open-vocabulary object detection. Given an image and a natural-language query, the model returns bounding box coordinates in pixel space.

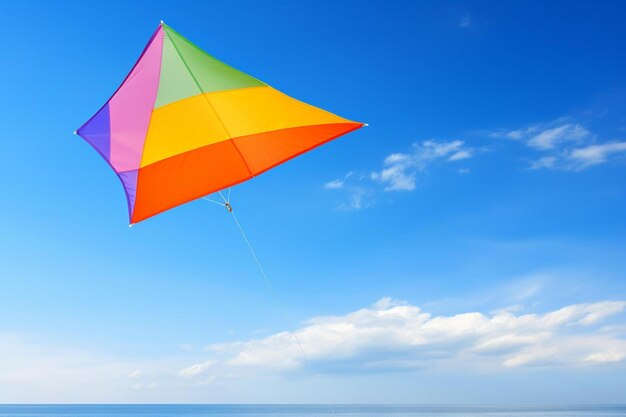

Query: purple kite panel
[118,169,138,221]
[77,104,111,161]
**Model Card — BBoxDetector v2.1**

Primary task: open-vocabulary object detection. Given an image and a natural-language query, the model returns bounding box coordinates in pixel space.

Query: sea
[0,405,624,417]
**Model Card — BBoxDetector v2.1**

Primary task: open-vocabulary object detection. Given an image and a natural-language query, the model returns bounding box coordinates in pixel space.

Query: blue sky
[1,0,625,404]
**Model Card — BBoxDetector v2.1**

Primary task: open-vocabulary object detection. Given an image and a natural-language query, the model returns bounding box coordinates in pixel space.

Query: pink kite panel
[108,26,164,172]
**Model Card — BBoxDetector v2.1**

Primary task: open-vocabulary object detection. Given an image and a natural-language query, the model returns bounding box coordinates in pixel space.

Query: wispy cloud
[323,140,475,209]
[370,153,416,191]
[529,156,557,170]
[370,140,474,191]
[180,360,215,378]
[568,142,626,169]
[489,119,590,148]
[337,187,369,211]
[323,171,371,210]
[324,116,625,211]
[181,298,626,377]
[526,124,590,150]
[323,179,344,190]
[490,118,626,170]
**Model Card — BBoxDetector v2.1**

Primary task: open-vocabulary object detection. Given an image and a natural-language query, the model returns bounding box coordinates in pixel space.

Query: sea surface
[0,405,624,417]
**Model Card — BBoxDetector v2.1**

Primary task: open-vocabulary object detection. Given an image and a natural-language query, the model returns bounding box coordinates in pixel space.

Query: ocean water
[0,405,624,417]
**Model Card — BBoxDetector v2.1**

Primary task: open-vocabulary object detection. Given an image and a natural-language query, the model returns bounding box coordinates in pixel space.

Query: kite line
[203,193,337,416]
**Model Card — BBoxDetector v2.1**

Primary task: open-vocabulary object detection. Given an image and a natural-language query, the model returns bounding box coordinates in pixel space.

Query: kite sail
[76,22,363,224]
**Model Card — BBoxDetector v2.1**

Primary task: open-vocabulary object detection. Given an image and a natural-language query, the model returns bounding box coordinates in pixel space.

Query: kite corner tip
[160,19,165,25]
[73,130,77,135]
[128,223,134,228]
[363,123,369,127]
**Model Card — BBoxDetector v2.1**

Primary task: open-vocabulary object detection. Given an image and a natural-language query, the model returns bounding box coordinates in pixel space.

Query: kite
[75,22,363,224]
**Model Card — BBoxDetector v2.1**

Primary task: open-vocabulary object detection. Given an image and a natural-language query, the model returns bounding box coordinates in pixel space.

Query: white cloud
[337,187,368,211]
[449,150,472,161]
[585,350,626,364]
[325,118,624,212]
[472,333,550,353]
[526,124,590,150]
[528,142,626,171]
[503,129,527,140]
[324,170,374,210]
[503,346,558,367]
[2,297,626,402]
[182,298,626,376]
[491,119,626,170]
[370,158,416,191]
[371,140,473,191]
[180,360,215,378]
[568,142,626,169]
[324,141,477,209]
[323,179,344,190]
[529,156,557,170]
[323,173,370,210]
[491,121,590,150]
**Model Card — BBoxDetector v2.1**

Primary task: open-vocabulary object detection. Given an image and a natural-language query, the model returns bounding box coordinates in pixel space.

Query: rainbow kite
[76,22,363,224]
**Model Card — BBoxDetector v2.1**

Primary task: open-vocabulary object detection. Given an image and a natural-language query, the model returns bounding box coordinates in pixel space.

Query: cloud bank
[2,296,625,401]
[181,297,626,379]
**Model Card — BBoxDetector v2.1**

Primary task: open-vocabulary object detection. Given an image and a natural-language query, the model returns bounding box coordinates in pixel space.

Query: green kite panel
[161,24,265,106]
[154,35,202,108]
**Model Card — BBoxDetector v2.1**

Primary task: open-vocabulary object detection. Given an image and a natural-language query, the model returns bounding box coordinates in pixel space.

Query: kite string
[228,209,283,310]
[206,196,337,416]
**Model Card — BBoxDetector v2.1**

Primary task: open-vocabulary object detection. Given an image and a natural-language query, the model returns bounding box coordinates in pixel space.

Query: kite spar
[76,22,363,225]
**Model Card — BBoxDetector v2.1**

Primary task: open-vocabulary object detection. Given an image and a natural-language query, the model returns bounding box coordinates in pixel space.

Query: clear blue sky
[1,0,625,404]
